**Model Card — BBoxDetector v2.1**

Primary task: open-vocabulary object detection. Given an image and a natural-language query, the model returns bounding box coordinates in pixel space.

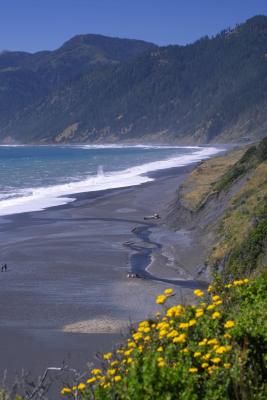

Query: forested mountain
[0,16,266,144]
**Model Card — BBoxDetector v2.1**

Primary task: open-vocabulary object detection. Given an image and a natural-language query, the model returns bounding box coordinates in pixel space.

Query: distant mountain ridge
[0,16,267,144]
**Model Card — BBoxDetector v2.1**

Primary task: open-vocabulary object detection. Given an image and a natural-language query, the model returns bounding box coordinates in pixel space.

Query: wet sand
[0,164,200,391]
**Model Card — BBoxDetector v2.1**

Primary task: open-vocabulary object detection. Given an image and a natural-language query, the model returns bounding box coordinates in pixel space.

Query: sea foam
[0,146,222,217]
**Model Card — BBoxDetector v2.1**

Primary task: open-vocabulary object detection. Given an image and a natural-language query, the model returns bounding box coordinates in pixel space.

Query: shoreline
[0,145,224,218]
[0,161,208,388]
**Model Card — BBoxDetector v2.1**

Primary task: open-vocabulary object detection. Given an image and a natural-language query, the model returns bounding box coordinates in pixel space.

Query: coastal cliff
[165,137,267,281]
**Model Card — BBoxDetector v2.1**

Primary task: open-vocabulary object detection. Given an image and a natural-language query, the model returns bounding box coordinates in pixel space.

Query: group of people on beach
[1,264,7,272]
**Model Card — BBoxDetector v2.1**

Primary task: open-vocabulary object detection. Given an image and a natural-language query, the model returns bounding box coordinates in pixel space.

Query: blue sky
[1,0,267,52]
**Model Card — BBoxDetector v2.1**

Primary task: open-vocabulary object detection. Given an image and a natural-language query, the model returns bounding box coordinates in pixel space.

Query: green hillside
[0,16,267,144]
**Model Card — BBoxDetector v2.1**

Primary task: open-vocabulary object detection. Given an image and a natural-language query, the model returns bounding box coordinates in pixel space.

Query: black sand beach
[0,164,202,392]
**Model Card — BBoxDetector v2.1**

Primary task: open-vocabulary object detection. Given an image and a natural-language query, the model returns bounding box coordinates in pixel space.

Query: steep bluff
[165,138,267,280]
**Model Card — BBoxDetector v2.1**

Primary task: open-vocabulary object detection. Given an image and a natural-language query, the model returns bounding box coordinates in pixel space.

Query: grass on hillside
[179,148,246,211]
[208,138,267,278]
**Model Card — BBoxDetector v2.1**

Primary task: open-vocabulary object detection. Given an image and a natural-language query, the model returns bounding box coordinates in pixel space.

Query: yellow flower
[157,346,163,352]
[87,377,96,384]
[188,319,197,327]
[201,363,209,368]
[157,321,169,330]
[124,349,133,356]
[127,358,133,364]
[216,345,231,354]
[207,285,214,293]
[166,305,184,317]
[207,304,216,310]
[114,375,122,382]
[194,352,201,358]
[208,365,218,374]
[91,368,102,375]
[224,333,232,339]
[211,357,221,364]
[225,283,232,288]
[103,383,111,388]
[144,335,151,342]
[195,308,204,318]
[211,311,221,319]
[139,320,149,328]
[158,360,166,367]
[214,300,223,306]
[103,352,112,360]
[224,320,235,329]
[243,278,249,283]
[224,363,231,369]
[180,347,189,353]
[189,367,198,373]
[164,288,174,295]
[198,339,208,346]
[61,388,72,395]
[138,345,143,352]
[233,279,244,286]
[167,329,179,338]
[143,327,151,333]
[77,383,86,391]
[179,322,189,329]
[107,369,116,376]
[128,341,137,348]
[207,339,218,346]
[173,334,186,344]
[133,332,142,341]
[194,289,204,297]
[215,346,225,354]
[212,295,221,302]
[159,329,168,338]
[156,294,167,304]
[202,353,211,361]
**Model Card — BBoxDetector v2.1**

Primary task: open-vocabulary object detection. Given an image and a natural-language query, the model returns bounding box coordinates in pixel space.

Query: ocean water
[0,145,222,216]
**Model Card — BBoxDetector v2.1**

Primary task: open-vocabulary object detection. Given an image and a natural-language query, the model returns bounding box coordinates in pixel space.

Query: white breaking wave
[0,146,223,217]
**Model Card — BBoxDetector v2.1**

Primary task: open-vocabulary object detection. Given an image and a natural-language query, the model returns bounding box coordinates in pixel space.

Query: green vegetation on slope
[1,16,267,143]
[60,277,266,400]
[215,137,267,192]
[209,138,267,278]
[176,137,267,280]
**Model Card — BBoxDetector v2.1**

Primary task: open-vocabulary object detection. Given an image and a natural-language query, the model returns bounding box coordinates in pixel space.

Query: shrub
[61,275,267,399]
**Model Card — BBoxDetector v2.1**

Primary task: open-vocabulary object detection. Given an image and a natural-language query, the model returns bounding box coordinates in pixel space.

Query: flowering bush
[61,276,267,399]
